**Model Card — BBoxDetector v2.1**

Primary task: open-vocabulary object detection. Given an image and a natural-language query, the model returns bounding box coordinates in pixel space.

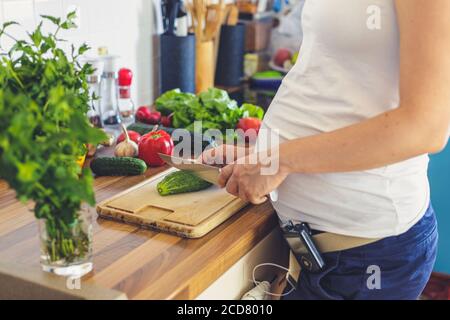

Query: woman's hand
[199,144,250,166]
[218,152,289,204]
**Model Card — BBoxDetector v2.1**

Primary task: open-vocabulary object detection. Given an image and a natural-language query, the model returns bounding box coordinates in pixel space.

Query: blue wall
[429,145,450,273]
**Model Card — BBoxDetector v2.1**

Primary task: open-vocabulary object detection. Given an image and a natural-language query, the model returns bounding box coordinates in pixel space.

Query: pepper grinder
[118,68,135,126]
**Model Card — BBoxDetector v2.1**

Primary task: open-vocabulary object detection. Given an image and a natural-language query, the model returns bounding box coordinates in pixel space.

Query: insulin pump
[283,221,326,273]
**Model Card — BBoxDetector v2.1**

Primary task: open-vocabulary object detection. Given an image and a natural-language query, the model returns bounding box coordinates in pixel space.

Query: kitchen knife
[158,153,221,185]
[166,0,180,35]
[158,153,279,202]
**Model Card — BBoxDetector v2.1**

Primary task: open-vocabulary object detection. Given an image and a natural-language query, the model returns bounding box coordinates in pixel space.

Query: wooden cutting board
[96,168,248,238]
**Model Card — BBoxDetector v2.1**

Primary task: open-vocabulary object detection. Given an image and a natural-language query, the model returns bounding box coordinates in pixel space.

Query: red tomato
[273,48,292,67]
[236,117,262,143]
[136,106,161,125]
[236,117,262,134]
[161,114,173,127]
[136,106,152,123]
[117,130,141,144]
[147,111,161,125]
[138,130,174,167]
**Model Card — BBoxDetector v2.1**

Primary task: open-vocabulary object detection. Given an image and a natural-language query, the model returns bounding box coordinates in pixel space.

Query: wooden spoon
[227,5,239,26]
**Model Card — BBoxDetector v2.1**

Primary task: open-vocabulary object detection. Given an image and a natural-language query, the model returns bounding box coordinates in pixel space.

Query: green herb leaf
[78,43,90,56]
[0,13,106,230]
[40,15,61,26]
[2,21,19,29]
[66,10,77,21]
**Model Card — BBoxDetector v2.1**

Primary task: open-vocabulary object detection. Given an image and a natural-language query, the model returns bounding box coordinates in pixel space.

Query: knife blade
[158,153,221,185]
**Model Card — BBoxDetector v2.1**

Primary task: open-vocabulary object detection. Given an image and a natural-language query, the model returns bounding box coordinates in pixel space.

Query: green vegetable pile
[155,88,264,132]
[0,13,106,263]
[157,171,213,196]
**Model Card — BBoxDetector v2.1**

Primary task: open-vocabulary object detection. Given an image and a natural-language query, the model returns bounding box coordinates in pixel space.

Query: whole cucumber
[90,157,147,176]
[127,123,175,136]
[157,171,212,196]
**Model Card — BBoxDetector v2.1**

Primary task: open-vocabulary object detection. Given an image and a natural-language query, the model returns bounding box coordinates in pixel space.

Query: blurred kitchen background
[0,0,155,106]
[0,0,449,297]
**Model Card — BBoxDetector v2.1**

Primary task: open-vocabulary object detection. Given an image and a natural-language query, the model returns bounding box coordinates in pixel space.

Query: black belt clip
[284,222,326,273]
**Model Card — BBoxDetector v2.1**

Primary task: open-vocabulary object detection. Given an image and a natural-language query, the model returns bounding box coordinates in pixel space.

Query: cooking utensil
[154,0,165,34]
[161,0,168,31]
[204,0,226,75]
[227,5,239,26]
[195,40,215,93]
[204,1,225,41]
[96,168,248,238]
[192,0,207,41]
[204,5,218,40]
[165,0,180,35]
[175,5,188,36]
[158,153,221,185]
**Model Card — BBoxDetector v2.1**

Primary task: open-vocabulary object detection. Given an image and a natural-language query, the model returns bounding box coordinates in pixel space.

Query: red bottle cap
[119,88,131,99]
[118,68,133,86]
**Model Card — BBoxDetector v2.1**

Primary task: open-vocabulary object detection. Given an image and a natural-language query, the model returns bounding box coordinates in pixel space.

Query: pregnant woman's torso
[259,0,430,238]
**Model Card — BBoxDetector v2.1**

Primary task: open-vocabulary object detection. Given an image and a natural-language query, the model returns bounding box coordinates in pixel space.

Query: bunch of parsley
[0,12,106,263]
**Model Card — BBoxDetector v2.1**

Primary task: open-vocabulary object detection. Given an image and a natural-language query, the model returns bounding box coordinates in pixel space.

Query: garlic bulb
[115,125,138,157]
[100,131,115,147]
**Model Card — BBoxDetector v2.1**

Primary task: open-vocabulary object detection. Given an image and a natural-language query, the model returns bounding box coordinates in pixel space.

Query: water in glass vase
[38,206,93,277]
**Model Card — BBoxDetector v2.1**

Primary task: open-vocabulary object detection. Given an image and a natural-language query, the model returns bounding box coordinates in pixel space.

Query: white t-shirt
[260,0,430,238]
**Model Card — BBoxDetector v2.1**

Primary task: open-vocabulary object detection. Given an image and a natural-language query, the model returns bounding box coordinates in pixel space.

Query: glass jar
[38,205,94,277]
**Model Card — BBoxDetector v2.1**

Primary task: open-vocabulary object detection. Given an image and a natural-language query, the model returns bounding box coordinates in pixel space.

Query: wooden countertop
[0,158,278,299]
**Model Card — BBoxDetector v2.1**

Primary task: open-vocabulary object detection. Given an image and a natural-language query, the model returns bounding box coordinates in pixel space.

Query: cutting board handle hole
[135,205,174,220]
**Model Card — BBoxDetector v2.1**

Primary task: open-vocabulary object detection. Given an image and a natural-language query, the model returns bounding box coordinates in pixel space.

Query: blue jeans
[284,204,438,300]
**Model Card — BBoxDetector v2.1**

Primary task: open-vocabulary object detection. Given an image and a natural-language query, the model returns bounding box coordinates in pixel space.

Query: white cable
[241,281,272,300]
[251,263,296,298]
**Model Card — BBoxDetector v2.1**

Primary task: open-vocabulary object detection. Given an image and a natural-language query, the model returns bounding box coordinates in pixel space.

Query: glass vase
[38,205,93,277]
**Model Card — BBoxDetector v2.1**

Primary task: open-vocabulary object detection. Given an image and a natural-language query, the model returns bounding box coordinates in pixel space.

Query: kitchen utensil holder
[215,23,246,87]
[195,40,215,94]
[160,34,196,94]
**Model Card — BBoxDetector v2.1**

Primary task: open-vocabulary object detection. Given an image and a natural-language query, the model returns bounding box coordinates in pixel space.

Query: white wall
[0,0,157,106]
